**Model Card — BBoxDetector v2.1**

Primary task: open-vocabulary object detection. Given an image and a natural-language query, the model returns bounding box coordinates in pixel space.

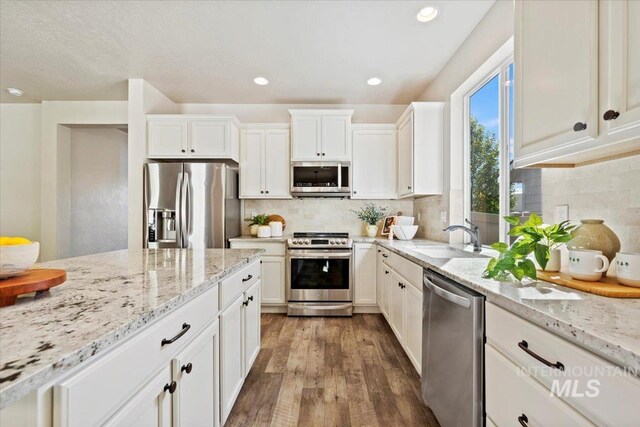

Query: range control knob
[341,239,348,244]
[292,239,299,244]
[304,239,311,245]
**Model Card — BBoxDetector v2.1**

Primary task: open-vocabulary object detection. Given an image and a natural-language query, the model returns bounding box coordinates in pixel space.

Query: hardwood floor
[226,314,439,427]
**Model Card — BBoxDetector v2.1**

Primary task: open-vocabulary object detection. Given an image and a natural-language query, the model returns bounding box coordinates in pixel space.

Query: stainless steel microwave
[291,162,350,198]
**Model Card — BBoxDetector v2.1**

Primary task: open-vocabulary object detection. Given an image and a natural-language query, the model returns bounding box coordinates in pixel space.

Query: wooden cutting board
[537,270,640,298]
[0,269,66,307]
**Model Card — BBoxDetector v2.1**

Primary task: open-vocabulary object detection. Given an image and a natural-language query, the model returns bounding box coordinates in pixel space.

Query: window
[465,61,541,245]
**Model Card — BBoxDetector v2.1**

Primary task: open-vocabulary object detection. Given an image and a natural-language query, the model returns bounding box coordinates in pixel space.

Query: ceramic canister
[569,219,621,263]
[615,252,640,287]
[269,221,283,237]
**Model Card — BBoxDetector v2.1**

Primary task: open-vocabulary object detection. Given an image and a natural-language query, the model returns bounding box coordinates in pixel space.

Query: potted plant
[245,214,270,236]
[484,213,576,281]
[352,203,387,237]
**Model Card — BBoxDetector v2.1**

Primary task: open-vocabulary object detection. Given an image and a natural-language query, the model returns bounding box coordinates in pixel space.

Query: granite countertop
[375,238,640,373]
[229,235,290,242]
[0,248,262,409]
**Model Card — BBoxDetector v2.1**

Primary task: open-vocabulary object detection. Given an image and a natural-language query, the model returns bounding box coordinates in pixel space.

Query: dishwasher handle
[424,276,471,309]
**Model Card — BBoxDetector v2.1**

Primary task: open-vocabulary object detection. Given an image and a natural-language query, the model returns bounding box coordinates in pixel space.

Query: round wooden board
[0,269,66,307]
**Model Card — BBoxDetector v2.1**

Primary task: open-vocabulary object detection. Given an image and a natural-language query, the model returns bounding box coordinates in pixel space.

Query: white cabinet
[104,366,173,427]
[261,256,286,305]
[172,321,219,427]
[403,282,422,372]
[147,115,240,161]
[219,296,244,425]
[352,125,397,199]
[376,248,390,320]
[240,126,291,199]
[289,110,353,161]
[243,280,261,373]
[514,0,640,167]
[388,269,405,342]
[353,243,377,306]
[396,103,444,198]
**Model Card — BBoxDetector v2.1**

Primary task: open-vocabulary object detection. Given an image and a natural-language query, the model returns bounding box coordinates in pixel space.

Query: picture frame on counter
[381,216,398,236]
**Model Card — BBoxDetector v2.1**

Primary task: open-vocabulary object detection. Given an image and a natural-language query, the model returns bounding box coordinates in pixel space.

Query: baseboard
[261,305,287,313]
[353,305,381,314]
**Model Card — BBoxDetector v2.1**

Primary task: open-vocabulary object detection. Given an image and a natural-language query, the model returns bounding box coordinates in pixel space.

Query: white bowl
[393,225,418,240]
[0,242,40,278]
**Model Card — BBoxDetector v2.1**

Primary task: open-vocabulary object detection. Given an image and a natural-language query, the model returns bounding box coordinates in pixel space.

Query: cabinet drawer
[486,303,640,426]
[54,285,218,427]
[219,260,261,309]
[486,345,593,427]
[230,240,286,256]
[388,251,422,290]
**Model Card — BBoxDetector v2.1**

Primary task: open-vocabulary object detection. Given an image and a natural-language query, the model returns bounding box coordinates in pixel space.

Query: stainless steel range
[286,232,353,316]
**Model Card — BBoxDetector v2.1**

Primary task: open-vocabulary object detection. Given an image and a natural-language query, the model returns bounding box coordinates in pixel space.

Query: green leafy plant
[483,213,576,281]
[351,203,387,226]
[245,214,270,226]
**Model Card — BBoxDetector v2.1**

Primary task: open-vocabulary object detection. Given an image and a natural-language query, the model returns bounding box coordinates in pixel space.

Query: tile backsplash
[242,199,413,237]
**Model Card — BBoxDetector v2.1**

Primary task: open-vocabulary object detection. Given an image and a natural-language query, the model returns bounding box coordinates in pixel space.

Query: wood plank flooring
[225,314,439,427]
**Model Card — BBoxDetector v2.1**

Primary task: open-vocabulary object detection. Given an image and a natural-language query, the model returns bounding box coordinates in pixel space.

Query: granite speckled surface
[374,238,640,373]
[0,248,262,409]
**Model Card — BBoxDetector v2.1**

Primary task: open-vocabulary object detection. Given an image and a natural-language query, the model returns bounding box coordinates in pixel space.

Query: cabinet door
[219,297,244,424]
[148,120,188,158]
[354,243,377,305]
[382,263,391,319]
[397,113,414,197]
[172,321,219,427]
[240,130,265,198]
[388,270,405,343]
[321,116,350,161]
[404,283,422,373]
[291,116,321,160]
[104,366,173,427]
[261,256,285,304]
[243,280,261,374]
[189,120,229,157]
[352,129,397,199]
[601,0,640,139]
[376,250,387,317]
[264,130,291,197]
[514,0,598,166]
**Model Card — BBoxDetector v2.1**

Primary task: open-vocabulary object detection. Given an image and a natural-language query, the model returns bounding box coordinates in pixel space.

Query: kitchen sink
[411,246,486,259]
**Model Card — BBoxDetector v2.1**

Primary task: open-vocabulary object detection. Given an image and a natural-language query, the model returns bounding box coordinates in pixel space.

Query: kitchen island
[0,248,263,426]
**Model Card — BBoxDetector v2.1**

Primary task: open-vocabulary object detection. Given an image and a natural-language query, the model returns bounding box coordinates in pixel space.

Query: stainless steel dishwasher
[422,269,485,427]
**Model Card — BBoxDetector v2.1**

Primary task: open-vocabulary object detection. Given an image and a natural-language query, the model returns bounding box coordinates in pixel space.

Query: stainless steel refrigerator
[144,163,240,249]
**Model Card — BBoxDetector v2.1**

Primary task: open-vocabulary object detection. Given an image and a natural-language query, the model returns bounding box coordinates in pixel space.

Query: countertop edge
[376,240,640,373]
[0,251,263,410]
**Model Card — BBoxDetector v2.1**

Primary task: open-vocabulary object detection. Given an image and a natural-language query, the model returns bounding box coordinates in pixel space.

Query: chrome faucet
[443,219,482,252]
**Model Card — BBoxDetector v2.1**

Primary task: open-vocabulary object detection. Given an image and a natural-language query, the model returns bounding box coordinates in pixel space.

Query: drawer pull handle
[385,270,389,275]
[161,323,191,346]
[243,299,249,306]
[181,362,193,374]
[518,340,564,371]
[248,295,254,302]
[164,381,177,394]
[573,122,587,132]
[518,414,528,426]
[242,274,253,282]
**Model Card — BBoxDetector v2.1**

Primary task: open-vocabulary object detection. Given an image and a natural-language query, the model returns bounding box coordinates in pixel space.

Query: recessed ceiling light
[417,6,438,22]
[6,87,23,96]
[253,77,269,86]
[367,77,382,86]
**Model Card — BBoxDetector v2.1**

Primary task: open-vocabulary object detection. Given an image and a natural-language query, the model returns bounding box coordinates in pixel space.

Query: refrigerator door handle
[175,172,183,248]
[181,172,190,248]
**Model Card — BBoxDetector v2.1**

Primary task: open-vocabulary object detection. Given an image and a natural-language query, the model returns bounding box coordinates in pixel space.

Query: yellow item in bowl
[0,237,32,246]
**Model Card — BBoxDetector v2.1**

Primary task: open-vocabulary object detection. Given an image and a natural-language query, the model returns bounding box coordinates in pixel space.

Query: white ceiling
[0,0,494,104]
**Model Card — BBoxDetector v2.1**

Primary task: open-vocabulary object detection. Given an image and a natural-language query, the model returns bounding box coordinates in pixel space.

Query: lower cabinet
[354,243,377,306]
[229,241,286,307]
[388,269,405,341]
[403,282,422,371]
[376,248,390,319]
[244,280,261,373]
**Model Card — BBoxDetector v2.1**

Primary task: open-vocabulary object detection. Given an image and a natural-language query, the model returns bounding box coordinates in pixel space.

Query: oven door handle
[287,252,353,259]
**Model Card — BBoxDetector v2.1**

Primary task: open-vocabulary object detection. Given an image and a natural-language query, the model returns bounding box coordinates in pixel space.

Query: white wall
[0,104,41,243]
[40,101,128,260]
[69,127,128,257]
[179,103,407,123]
[127,79,178,250]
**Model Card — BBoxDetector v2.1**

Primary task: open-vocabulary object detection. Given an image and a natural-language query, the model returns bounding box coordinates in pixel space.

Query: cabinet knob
[407,185,412,190]
[260,191,264,194]
[322,153,326,156]
[317,153,320,156]
[248,295,254,302]
[385,270,389,275]
[181,149,186,153]
[265,190,269,194]
[603,110,620,121]
[243,300,249,306]
[353,191,357,194]
[518,414,529,427]
[190,149,195,153]
[181,362,193,374]
[573,122,587,132]
[164,381,177,394]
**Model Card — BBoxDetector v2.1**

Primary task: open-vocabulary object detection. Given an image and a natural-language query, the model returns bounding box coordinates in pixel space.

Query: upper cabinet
[396,103,444,198]
[289,109,353,161]
[352,125,397,199]
[147,115,240,161]
[514,0,640,168]
[240,125,291,199]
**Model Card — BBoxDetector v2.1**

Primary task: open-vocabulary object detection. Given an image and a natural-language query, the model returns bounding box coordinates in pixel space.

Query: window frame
[463,56,514,245]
